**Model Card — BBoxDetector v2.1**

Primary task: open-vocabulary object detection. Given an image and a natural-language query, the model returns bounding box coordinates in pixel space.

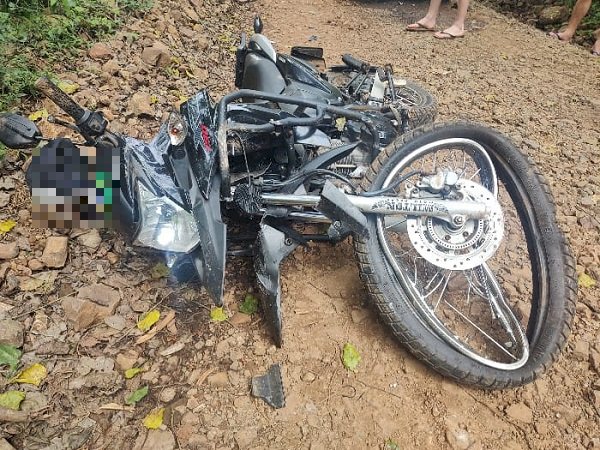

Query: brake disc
[406,179,504,270]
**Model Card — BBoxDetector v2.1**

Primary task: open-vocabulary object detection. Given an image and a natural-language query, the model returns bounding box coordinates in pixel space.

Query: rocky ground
[0,0,599,449]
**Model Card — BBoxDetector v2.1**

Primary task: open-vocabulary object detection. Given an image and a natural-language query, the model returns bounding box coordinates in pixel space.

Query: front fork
[254,180,492,346]
[260,189,490,226]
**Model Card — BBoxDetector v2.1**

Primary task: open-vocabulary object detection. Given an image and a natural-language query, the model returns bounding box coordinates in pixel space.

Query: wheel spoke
[376,137,530,370]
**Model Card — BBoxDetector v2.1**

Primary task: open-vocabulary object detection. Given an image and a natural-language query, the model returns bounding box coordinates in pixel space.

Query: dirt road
[0,0,599,449]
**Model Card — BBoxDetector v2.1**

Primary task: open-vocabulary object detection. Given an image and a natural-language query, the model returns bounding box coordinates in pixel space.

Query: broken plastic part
[251,364,285,409]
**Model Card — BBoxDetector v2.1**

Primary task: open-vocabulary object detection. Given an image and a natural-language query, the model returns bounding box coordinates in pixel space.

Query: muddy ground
[0,0,599,449]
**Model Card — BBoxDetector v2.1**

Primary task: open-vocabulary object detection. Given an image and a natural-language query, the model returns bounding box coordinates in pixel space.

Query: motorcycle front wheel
[354,122,577,388]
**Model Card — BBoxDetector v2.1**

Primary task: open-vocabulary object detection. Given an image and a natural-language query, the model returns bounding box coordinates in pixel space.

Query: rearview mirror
[0,113,43,149]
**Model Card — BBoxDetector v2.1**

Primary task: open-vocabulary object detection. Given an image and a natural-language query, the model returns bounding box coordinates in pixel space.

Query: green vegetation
[566,0,600,36]
[0,0,153,111]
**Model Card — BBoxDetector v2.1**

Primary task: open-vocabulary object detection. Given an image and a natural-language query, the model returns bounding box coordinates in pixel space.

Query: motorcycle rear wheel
[354,122,577,388]
[388,79,437,128]
[327,72,437,128]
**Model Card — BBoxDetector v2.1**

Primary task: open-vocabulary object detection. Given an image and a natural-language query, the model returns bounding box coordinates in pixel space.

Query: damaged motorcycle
[0,19,576,388]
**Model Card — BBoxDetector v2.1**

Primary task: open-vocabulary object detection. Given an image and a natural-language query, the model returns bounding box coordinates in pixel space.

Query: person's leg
[434,0,469,38]
[592,28,600,55]
[551,0,592,41]
[406,0,443,31]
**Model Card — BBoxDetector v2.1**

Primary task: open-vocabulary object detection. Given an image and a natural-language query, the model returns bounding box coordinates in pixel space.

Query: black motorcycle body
[0,19,576,390]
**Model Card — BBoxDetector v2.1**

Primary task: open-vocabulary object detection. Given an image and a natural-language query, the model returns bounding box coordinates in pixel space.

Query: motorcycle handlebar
[341,54,369,72]
[34,77,86,123]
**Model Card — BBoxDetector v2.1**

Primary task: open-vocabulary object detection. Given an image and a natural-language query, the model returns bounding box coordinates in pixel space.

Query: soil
[0,0,599,449]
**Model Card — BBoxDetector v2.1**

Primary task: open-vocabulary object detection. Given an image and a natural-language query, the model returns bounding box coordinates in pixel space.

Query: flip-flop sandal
[433,31,465,40]
[592,50,600,57]
[547,31,568,42]
[406,21,435,32]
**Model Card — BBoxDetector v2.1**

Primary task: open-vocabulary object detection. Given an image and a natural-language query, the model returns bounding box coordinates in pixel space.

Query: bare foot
[434,25,465,39]
[406,17,436,31]
[593,30,600,55]
[548,31,573,42]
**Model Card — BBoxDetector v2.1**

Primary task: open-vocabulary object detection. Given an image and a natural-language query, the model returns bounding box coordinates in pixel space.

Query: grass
[0,0,153,112]
[567,0,600,35]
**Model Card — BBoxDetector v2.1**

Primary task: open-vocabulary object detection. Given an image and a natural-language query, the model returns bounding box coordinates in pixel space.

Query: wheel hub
[406,179,504,270]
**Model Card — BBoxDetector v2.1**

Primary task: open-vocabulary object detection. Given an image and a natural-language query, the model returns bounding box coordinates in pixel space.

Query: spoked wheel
[355,122,577,388]
[386,80,436,128]
[326,71,437,128]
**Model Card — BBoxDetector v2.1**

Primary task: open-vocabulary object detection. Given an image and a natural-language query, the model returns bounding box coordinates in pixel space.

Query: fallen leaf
[159,342,185,357]
[578,273,596,288]
[10,363,47,386]
[0,391,26,410]
[210,307,228,322]
[99,402,135,412]
[135,310,176,345]
[150,94,159,104]
[125,385,148,405]
[196,368,216,386]
[28,109,48,122]
[0,344,22,372]
[143,407,164,429]
[342,342,361,372]
[0,220,16,234]
[124,367,142,379]
[239,293,259,315]
[385,438,400,450]
[19,271,57,293]
[150,262,169,279]
[56,80,79,94]
[137,310,161,332]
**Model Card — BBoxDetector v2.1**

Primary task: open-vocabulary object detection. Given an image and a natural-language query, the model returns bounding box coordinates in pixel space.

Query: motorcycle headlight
[134,183,200,253]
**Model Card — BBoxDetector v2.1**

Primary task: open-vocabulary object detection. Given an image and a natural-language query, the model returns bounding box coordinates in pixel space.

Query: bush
[0,0,153,111]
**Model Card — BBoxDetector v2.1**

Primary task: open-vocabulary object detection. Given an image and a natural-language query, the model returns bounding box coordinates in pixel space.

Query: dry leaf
[196,368,216,386]
[342,343,361,372]
[28,109,48,122]
[56,80,79,94]
[124,367,142,379]
[0,391,26,410]
[10,363,47,386]
[150,262,169,279]
[0,220,17,234]
[159,342,184,357]
[137,310,161,332]
[99,403,135,412]
[19,271,57,293]
[210,307,228,322]
[135,310,176,345]
[143,407,164,429]
[578,273,596,288]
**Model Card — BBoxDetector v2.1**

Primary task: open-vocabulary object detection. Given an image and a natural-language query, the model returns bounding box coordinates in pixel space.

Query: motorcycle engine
[316,140,370,178]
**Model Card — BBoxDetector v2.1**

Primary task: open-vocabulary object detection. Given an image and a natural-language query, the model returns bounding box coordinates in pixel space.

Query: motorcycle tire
[389,79,437,129]
[327,72,437,128]
[354,121,577,388]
